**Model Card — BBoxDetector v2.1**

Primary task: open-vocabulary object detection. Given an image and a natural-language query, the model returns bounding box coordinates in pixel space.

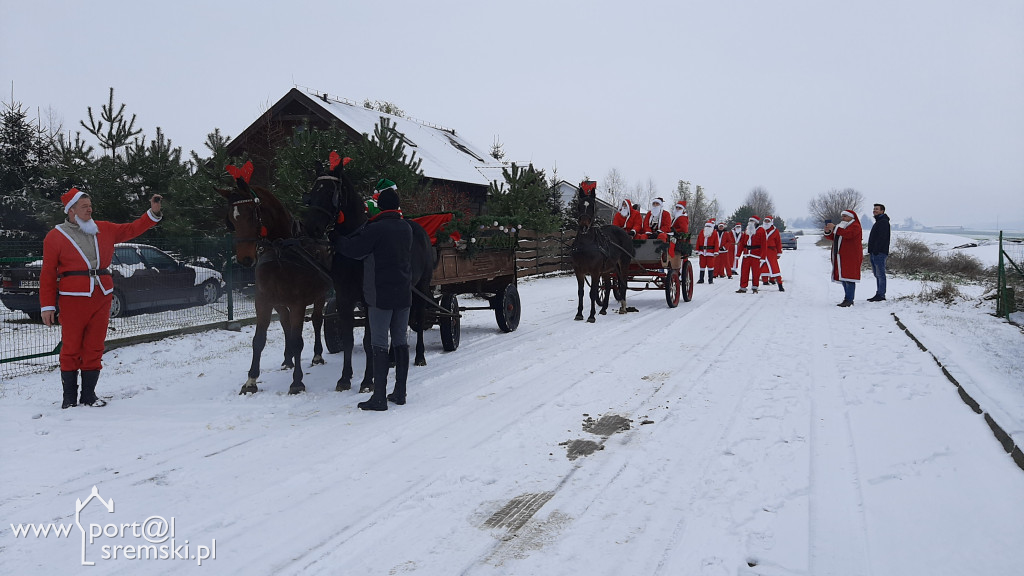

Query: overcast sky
[3,0,1022,228]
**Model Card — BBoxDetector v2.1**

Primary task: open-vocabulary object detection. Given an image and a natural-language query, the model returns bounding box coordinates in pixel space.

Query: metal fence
[1,229,583,381]
[997,232,1024,319]
[1,236,257,380]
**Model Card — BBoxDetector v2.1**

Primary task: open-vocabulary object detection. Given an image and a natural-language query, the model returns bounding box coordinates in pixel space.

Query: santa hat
[375,179,400,211]
[652,197,664,206]
[704,219,714,227]
[763,215,774,222]
[841,210,856,219]
[62,188,87,213]
[734,222,743,228]
[749,215,760,222]
[674,201,687,213]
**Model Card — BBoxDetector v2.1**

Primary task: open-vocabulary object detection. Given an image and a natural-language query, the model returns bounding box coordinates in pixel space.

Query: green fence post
[225,237,235,322]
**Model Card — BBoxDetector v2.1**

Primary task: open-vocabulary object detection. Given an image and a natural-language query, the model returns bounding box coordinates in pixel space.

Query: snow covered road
[2,240,1022,575]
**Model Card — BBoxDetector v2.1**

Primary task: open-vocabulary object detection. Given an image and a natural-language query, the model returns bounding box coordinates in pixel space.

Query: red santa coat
[760,226,783,278]
[716,229,735,273]
[730,228,743,271]
[825,215,863,282]
[611,199,643,236]
[641,209,671,238]
[670,214,689,235]
[739,227,768,259]
[695,228,720,257]
[40,212,162,309]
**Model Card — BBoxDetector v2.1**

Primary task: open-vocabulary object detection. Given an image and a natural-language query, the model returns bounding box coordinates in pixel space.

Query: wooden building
[225,87,506,214]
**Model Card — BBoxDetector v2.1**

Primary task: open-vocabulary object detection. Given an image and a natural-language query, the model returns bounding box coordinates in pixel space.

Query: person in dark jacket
[867,203,890,302]
[333,179,413,411]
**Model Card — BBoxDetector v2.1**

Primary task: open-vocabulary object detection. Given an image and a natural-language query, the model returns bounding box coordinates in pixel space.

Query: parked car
[0,243,225,320]
[780,232,799,250]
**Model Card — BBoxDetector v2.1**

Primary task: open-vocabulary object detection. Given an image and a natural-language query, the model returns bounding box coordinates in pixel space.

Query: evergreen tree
[486,163,559,233]
[81,87,141,158]
[169,128,237,237]
[0,100,55,238]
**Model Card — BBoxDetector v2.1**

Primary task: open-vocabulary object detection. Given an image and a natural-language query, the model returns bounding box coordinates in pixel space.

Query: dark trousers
[870,253,887,297]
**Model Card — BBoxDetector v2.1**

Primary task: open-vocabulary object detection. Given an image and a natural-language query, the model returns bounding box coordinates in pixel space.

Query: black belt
[746,245,761,249]
[699,245,714,250]
[60,269,111,278]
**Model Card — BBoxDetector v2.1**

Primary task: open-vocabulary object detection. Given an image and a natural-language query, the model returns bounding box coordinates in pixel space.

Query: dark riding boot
[358,346,389,411]
[61,370,78,409]
[778,280,785,292]
[697,271,705,284]
[79,370,107,407]
[708,273,714,284]
[387,345,409,405]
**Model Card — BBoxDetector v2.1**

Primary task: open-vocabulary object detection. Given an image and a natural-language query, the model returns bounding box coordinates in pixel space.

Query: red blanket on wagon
[410,213,460,245]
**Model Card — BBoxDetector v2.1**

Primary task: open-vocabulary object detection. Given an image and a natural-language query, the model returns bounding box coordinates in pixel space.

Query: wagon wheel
[494,283,521,333]
[681,259,694,302]
[323,297,343,354]
[597,275,612,308]
[439,293,461,352]
[665,269,681,308]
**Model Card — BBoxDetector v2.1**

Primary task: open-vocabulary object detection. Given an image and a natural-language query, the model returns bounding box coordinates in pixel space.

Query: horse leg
[336,299,356,391]
[412,296,427,366]
[616,263,630,314]
[242,300,272,394]
[278,307,294,370]
[287,305,306,395]
[311,297,325,365]
[575,273,585,321]
[359,321,374,393]
[587,273,599,323]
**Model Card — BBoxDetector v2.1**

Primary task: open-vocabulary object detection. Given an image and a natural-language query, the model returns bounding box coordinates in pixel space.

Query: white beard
[76,217,99,235]
[619,204,630,217]
[747,223,757,235]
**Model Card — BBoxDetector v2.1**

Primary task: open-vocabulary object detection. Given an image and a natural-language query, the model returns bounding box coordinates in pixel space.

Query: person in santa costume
[730,222,744,276]
[736,216,767,293]
[41,188,163,408]
[759,215,784,291]
[695,219,719,284]
[641,197,671,239]
[824,209,863,307]
[713,221,735,280]
[611,198,643,237]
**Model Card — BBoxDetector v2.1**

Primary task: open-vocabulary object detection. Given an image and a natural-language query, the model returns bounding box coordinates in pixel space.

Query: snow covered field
[2,235,1022,576]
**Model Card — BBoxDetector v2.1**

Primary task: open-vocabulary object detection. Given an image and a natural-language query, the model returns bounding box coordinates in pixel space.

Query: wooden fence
[516,229,576,277]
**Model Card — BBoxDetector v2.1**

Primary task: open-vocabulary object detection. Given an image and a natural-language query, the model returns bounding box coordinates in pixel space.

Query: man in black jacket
[333,179,413,411]
[867,203,890,302]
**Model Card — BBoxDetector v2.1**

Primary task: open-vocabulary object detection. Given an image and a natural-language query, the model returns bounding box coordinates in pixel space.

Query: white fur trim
[63,190,86,213]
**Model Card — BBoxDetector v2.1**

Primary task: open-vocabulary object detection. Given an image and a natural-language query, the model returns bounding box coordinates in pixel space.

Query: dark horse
[219,162,331,395]
[302,153,435,393]
[571,181,634,322]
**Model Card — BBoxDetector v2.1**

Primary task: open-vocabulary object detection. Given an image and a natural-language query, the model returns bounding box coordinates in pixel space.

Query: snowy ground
[2,235,1022,576]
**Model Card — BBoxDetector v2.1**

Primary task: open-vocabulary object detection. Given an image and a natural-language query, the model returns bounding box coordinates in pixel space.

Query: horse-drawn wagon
[615,238,694,307]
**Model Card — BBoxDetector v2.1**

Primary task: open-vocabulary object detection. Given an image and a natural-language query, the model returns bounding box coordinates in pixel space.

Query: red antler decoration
[225,161,254,184]
[580,180,597,195]
[328,151,351,171]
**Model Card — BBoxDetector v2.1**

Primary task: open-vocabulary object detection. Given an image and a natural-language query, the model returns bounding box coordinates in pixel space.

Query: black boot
[778,280,785,292]
[697,271,705,284]
[79,370,107,407]
[388,345,409,405]
[358,346,389,411]
[61,370,78,409]
[708,273,714,284]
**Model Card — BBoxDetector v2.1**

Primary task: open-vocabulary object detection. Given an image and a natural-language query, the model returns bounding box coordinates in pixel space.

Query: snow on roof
[306,90,505,187]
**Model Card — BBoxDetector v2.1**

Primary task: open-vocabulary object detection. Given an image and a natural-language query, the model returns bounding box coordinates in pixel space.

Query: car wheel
[109,291,126,318]
[200,280,220,305]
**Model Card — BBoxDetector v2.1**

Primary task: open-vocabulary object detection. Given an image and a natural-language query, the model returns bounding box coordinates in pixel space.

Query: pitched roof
[242,88,506,188]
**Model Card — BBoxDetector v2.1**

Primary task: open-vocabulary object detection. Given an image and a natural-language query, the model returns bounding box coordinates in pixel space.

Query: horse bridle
[230,196,269,251]
[304,175,342,235]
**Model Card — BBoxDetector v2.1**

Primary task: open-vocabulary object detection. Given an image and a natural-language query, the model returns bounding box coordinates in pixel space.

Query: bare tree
[603,167,627,208]
[807,188,865,226]
[744,186,777,219]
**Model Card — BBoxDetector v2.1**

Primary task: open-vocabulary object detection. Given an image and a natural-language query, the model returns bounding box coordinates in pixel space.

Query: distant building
[225,87,507,215]
[554,180,616,223]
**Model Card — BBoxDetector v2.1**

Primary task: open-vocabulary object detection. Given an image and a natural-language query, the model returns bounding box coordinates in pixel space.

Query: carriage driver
[332,179,414,411]
[41,188,163,408]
